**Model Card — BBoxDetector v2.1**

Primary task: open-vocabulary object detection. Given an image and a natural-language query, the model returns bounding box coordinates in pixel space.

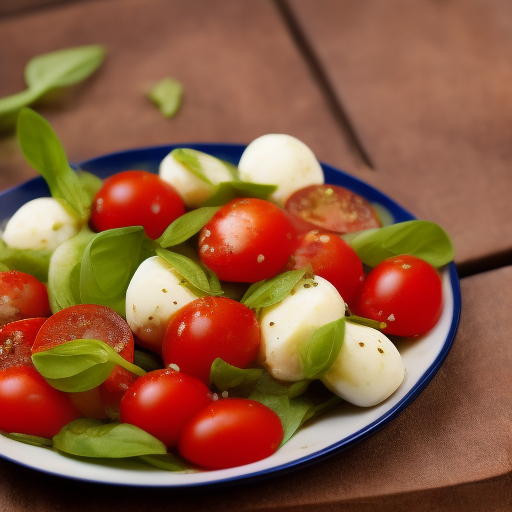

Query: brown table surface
[0,1,511,510]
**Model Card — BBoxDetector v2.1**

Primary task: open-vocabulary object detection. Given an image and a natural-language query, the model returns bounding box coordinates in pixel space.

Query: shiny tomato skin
[285,184,381,234]
[162,296,260,385]
[354,255,443,337]
[90,170,185,239]
[0,366,81,438]
[32,304,135,419]
[0,271,51,327]
[120,369,213,448]
[198,198,296,283]
[289,230,364,307]
[0,317,47,371]
[177,398,284,470]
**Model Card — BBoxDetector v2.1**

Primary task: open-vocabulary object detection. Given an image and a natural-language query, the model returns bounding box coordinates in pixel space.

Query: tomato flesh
[120,369,213,448]
[0,271,50,326]
[177,398,284,469]
[90,170,185,239]
[0,366,80,438]
[354,254,443,337]
[198,198,296,283]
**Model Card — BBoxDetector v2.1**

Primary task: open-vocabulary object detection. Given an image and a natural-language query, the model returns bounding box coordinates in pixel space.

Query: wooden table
[0,1,511,510]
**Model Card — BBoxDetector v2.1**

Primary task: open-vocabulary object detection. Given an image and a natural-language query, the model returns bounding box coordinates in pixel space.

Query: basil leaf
[157,206,220,248]
[133,349,164,373]
[76,170,103,203]
[171,148,213,184]
[148,77,182,118]
[298,317,345,380]
[47,227,96,313]
[1,432,53,448]
[348,220,455,268]
[0,240,52,282]
[241,268,307,312]
[80,227,147,316]
[17,108,92,222]
[156,248,222,296]
[32,338,145,393]
[201,181,278,207]
[53,419,166,458]
[0,263,9,272]
[251,372,310,399]
[210,358,264,392]
[139,453,194,472]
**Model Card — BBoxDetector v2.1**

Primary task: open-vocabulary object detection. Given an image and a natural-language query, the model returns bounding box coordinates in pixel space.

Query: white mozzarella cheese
[159,149,235,208]
[321,322,405,407]
[258,276,345,381]
[238,134,324,207]
[125,255,198,351]
[2,197,80,251]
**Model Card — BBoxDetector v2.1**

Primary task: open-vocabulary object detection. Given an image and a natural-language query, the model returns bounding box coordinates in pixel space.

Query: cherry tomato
[0,317,46,371]
[288,230,364,307]
[198,198,296,283]
[90,170,185,239]
[285,184,381,234]
[32,304,135,419]
[177,398,284,469]
[120,369,213,448]
[354,255,443,337]
[162,296,260,385]
[0,271,50,327]
[0,366,81,438]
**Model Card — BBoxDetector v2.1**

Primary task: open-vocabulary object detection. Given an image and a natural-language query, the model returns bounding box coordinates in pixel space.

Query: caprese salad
[0,108,454,472]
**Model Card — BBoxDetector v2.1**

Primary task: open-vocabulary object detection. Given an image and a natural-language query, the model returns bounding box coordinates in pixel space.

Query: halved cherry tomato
[0,366,80,438]
[354,255,443,337]
[90,170,185,239]
[288,230,364,307]
[32,304,135,419]
[285,184,381,234]
[120,368,213,448]
[177,398,284,469]
[198,198,296,283]
[0,271,50,327]
[0,317,46,371]
[162,296,260,385]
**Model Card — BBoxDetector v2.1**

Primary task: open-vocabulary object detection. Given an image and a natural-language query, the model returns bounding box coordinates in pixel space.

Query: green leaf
[210,358,264,392]
[53,419,166,458]
[148,77,182,118]
[201,181,278,207]
[17,108,92,222]
[1,432,53,448]
[156,206,220,248]
[171,148,212,184]
[0,240,52,282]
[241,268,307,312]
[80,227,148,316]
[139,453,194,472]
[348,220,455,268]
[32,338,145,393]
[298,317,345,380]
[156,248,222,296]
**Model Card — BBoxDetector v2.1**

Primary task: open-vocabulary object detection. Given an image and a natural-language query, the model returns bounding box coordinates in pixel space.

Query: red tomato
[120,369,213,448]
[162,296,260,385]
[288,230,364,306]
[0,317,46,371]
[177,398,284,469]
[354,255,443,337]
[0,271,50,327]
[32,304,135,419]
[90,170,185,239]
[0,366,80,438]
[285,184,381,234]
[198,198,296,283]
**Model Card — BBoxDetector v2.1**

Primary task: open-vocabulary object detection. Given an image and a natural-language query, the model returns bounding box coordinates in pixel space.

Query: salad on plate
[0,108,455,475]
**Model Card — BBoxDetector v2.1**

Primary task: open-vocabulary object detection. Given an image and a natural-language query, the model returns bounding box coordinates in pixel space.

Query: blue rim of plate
[0,143,461,488]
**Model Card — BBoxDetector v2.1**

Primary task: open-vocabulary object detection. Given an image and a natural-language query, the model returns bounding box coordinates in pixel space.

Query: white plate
[0,144,461,487]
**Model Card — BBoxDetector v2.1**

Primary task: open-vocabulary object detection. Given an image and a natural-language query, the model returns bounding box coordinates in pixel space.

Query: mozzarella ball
[258,276,345,381]
[238,134,324,207]
[125,256,198,352]
[321,322,405,407]
[2,197,80,251]
[159,149,235,208]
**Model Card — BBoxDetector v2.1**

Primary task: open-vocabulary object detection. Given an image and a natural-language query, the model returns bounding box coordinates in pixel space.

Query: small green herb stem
[346,314,387,331]
[109,351,147,378]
